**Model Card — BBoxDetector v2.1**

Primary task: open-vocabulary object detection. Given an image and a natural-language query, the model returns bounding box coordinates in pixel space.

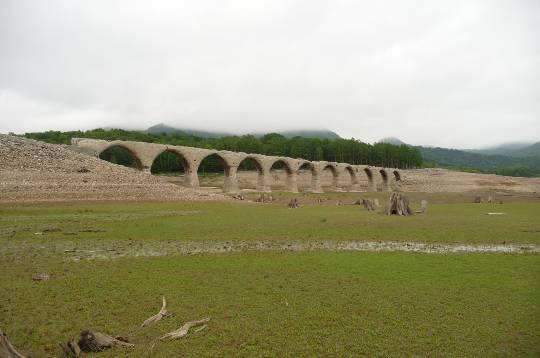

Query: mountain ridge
[145,123,341,139]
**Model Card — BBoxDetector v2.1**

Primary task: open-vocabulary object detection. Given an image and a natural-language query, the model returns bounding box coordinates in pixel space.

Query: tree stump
[288,198,300,208]
[255,193,274,203]
[385,192,413,216]
[362,199,376,211]
[416,200,428,214]
[77,330,133,353]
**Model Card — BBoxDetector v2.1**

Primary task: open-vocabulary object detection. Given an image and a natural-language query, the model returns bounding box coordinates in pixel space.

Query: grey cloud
[0,0,539,148]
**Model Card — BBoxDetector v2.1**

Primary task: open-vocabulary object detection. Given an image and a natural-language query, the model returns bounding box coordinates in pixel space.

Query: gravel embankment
[0,134,227,202]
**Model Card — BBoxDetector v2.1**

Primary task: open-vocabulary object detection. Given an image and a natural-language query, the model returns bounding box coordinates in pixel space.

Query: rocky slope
[0,134,226,202]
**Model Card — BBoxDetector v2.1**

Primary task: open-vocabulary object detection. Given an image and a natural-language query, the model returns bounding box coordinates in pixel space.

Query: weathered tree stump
[255,193,273,203]
[362,199,376,211]
[77,330,134,353]
[416,200,428,214]
[288,198,300,208]
[0,330,26,358]
[385,192,413,216]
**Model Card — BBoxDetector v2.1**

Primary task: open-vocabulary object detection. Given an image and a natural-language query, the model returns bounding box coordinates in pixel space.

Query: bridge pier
[286,171,299,193]
[184,168,200,188]
[260,168,272,192]
[223,166,239,193]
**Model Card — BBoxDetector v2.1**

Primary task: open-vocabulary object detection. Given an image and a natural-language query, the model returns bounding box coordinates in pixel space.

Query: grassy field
[1,195,539,356]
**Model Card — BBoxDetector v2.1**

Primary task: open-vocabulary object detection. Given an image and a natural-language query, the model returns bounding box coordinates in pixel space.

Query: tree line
[24,128,423,170]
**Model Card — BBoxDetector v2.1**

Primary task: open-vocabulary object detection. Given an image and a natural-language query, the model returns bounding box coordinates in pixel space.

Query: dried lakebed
[3,239,538,261]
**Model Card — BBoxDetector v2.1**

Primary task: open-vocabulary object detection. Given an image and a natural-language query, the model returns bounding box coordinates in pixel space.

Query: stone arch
[379,169,390,191]
[269,158,295,191]
[237,155,265,191]
[197,152,230,191]
[149,148,191,185]
[321,164,339,190]
[98,144,143,170]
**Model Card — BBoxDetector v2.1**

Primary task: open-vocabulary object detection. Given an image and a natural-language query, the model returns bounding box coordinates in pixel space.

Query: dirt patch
[399,168,540,193]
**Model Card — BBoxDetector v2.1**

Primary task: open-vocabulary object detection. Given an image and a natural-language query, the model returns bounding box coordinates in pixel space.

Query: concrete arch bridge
[72,138,402,193]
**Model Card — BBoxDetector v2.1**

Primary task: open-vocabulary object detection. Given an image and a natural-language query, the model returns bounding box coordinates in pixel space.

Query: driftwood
[149,318,210,352]
[60,341,81,357]
[362,199,376,211]
[159,318,210,341]
[385,192,413,216]
[288,198,300,208]
[32,273,50,282]
[77,330,134,352]
[231,194,245,200]
[0,330,26,358]
[416,200,428,214]
[141,297,169,327]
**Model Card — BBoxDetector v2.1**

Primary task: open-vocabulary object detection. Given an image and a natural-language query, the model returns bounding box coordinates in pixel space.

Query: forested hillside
[466,141,540,157]
[419,146,540,177]
[24,129,422,169]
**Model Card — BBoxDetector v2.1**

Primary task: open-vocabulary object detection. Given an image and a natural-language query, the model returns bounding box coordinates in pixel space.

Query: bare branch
[0,330,26,358]
[141,297,169,328]
[159,318,211,341]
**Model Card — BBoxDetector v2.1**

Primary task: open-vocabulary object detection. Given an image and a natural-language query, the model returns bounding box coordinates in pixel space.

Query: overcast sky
[0,0,539,148]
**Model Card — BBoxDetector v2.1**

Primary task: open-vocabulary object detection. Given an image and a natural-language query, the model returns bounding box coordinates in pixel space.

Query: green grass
[1,200,540,252]
[1,252,539,357]
[1,199,539,356]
